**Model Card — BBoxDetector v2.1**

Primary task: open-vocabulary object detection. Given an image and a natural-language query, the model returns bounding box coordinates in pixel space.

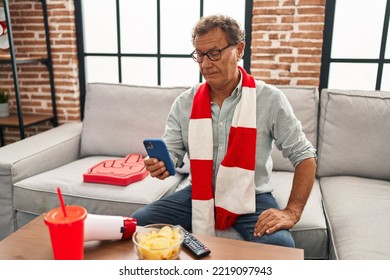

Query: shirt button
[219,145,223,151]
[219,121,223,127]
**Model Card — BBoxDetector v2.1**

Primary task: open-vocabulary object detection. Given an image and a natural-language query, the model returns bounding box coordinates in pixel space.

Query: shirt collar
[232,68,243,97]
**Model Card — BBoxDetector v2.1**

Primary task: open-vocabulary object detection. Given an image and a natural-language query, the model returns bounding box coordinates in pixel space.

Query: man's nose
[201,56,213,67]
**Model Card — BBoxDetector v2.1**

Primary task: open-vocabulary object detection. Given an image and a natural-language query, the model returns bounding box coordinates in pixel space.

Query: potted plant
[0,90,10,117]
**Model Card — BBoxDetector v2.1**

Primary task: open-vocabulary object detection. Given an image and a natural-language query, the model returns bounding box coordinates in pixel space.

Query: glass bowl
[132,224,184,260]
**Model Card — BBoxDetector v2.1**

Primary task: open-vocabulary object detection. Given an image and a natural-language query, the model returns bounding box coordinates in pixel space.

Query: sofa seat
[320,176,390,260]
[13,156,186,229]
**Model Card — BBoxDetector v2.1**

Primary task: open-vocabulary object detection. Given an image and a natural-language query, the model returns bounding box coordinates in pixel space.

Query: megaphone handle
[121,217,137,239]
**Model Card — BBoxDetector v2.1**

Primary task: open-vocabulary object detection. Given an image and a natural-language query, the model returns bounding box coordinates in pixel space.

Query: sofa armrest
[0,122,82,240]
[0,122,83,182]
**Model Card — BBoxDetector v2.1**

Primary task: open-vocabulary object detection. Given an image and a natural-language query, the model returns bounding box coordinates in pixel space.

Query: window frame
[74,0,253,118]
[320,0,390,92]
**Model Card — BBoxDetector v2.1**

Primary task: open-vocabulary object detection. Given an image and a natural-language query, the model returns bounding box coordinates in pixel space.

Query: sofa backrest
[271,86,319,172]
[80,83,320,169]
[80,83,189,157]
[317,89,390,180]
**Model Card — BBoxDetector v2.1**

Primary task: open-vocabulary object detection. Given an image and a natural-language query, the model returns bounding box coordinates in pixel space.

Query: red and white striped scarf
[189,66,257,236]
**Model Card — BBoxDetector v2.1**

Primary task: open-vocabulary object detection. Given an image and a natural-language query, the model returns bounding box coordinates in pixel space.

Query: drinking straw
[57,187,67,217]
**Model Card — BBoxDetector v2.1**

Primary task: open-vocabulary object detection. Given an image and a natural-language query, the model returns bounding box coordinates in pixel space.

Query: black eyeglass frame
[191,43,235,63]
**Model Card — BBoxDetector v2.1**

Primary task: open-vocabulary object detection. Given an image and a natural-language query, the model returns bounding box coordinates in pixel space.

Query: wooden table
[0,215,303,260]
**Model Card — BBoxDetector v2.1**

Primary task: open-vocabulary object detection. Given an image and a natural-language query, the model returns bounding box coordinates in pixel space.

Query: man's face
[194,28,243,90]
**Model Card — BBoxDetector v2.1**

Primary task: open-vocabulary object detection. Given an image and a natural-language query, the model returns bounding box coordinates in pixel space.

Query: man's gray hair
[191,14,245,46]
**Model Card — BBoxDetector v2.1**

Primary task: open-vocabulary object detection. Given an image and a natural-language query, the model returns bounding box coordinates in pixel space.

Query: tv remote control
[178,226,211,258]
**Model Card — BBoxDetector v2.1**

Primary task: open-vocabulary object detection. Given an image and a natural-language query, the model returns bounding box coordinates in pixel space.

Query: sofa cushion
[320,176,390,259]
[13,156,185,221]
[271,86,319,172]
[317,89,390,180]
[80,83,189,157]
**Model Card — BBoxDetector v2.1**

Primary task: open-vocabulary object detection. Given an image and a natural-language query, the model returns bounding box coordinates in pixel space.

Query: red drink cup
[44,205,87,260]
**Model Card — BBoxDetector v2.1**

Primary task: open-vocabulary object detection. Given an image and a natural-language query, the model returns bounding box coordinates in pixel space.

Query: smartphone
[143,138,176,176]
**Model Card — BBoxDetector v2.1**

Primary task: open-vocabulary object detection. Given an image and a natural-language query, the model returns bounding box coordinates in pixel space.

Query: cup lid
[44,205,87,224]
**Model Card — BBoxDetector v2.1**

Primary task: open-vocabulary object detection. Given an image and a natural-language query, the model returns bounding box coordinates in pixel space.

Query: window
[75,0,253,117]
[320,0,390,91]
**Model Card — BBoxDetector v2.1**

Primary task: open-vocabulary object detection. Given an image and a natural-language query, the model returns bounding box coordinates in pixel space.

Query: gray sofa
[0,83,389,260]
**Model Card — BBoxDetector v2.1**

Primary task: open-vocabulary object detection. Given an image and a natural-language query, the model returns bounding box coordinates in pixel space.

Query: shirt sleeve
[162,89,192,169]
[270,89,317,167]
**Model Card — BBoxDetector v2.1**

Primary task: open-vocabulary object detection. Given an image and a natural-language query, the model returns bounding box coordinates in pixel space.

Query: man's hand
[254,157,316,237]
[254,207,299,237]
[143,157,170,180]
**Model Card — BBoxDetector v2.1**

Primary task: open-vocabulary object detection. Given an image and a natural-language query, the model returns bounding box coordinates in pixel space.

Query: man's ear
[237,41,245,59]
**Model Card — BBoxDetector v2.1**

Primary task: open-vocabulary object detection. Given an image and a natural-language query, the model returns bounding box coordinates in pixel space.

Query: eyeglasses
[191,43,234,63]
